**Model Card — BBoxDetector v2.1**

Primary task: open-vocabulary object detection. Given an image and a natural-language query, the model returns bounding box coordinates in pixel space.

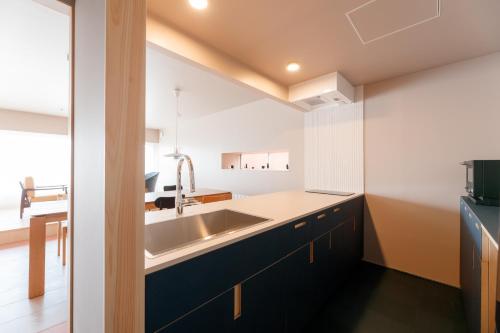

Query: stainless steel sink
[145,209,271,258]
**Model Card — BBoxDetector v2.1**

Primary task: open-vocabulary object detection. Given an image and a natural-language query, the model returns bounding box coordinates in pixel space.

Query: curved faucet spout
[173,154,196,215]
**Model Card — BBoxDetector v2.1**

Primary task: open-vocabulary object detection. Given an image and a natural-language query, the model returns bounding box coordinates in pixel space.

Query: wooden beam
[146,16,291,103]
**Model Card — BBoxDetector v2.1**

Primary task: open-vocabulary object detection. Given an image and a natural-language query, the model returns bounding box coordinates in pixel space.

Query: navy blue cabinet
[146,195,364,333]
[237,258,286,333]
[313,232,333,304]
[283,245,316,333]
[161,290,234,333]
[460,200,482,333]
[330,221,349,288]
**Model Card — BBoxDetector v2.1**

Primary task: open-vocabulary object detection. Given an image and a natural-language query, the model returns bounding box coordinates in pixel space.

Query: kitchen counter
[462,196,500,247]
[144,188,230,203]
[145,190,363,274]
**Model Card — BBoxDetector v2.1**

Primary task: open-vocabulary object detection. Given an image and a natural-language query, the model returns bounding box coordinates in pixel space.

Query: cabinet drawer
[281,217,312,253]
[311,199,359,239]
[331,200,355,225]
[311,209,333,238]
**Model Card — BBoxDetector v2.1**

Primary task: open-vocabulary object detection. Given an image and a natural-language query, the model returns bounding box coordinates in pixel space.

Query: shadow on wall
[364,194,460,286]
[363,197,385,266]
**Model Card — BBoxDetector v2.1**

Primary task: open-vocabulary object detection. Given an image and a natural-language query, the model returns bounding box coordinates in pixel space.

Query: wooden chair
[20,177,68,263]
[19,176,67,218]
[57,222,68,265]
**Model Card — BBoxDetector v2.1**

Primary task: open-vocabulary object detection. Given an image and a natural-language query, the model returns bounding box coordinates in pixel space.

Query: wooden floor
[0,238,68,332]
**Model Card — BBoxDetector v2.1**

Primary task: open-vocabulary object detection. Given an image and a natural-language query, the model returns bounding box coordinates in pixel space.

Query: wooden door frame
[67,1,74,332]
[51,0,74,331]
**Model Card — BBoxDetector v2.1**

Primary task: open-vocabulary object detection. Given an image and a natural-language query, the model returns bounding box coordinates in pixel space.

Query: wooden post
[105,0,145,332]
[73,0,145,332]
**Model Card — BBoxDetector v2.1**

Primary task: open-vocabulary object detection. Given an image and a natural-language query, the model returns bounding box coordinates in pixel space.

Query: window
[0,130,70,209]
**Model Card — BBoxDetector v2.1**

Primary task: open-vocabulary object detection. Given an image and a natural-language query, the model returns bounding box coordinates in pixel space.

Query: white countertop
[145,190,363,274]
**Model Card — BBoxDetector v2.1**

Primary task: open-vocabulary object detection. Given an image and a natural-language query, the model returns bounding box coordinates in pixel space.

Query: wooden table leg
[57,221,62,256]
[29,217,46,299]
[62,226,67,266]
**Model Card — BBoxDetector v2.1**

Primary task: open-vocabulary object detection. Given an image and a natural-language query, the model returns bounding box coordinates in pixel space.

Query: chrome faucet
[165,153,196,215]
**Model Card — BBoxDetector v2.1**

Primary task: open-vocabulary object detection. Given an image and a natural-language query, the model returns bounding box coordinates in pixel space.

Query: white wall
[364,52,500,287]
[158,99,304,195]
[304,86,364,193]
[74,0,105,331]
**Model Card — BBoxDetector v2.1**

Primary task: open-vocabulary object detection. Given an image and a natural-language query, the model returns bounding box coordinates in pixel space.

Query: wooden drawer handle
[294,221,307,229]
[234,284,241,320]
[317,213,327,220]
[333,207,341,213]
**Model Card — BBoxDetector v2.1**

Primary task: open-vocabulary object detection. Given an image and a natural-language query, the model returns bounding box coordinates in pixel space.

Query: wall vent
[303,96,329,107]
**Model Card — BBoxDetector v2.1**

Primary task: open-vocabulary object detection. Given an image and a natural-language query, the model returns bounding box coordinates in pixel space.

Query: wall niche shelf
[221,151,290,171]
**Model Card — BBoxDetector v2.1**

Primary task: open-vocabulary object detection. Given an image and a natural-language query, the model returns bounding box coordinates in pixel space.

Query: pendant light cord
[174,88,180,154]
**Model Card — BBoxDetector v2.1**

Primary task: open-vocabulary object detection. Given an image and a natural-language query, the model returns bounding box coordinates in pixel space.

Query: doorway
[0,0,72,331]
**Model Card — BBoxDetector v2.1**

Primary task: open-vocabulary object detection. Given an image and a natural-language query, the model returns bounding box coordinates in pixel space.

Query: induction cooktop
[305,189,355,196]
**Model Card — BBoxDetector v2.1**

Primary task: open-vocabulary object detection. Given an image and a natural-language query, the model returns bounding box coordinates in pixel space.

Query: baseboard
[361,258,460,289]
[0,224,58,246]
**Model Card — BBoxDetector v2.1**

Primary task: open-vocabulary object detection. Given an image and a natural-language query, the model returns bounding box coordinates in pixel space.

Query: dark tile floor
[305,262,468,333]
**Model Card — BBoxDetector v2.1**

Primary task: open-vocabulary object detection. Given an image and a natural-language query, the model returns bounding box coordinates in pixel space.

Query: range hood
[289,72,354,111]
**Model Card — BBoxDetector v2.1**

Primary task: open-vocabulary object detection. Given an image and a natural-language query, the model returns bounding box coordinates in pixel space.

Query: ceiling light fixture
[286,62,301,72]
[189,0,208,10]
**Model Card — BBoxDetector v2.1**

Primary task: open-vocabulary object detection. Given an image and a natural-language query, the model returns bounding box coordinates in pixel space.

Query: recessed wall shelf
[221,151,290,171]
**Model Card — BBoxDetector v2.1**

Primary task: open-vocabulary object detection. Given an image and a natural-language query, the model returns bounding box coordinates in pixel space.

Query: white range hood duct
[289,72,354,111]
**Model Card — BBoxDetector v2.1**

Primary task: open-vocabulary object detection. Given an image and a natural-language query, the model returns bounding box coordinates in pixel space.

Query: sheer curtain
[0,130,70,209]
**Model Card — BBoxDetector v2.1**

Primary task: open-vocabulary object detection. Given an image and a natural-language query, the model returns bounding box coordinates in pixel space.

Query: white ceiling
[145,46,264,129]
[0,0,70,116]
[0,0,264,129]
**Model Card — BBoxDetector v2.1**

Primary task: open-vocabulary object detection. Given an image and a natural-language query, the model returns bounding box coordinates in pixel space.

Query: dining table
[28,200,67,299]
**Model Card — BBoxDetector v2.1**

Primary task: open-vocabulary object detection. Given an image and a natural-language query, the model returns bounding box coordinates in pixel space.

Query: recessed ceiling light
[286,62,301,72]
[189,0,208,10]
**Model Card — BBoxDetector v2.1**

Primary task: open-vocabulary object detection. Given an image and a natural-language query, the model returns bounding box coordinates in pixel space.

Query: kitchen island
[145,190,364,333]
[145,190,362,272]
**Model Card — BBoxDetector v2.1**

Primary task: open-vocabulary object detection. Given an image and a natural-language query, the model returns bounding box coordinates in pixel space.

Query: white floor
[0,208,28,232]
[0,238,68,332]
